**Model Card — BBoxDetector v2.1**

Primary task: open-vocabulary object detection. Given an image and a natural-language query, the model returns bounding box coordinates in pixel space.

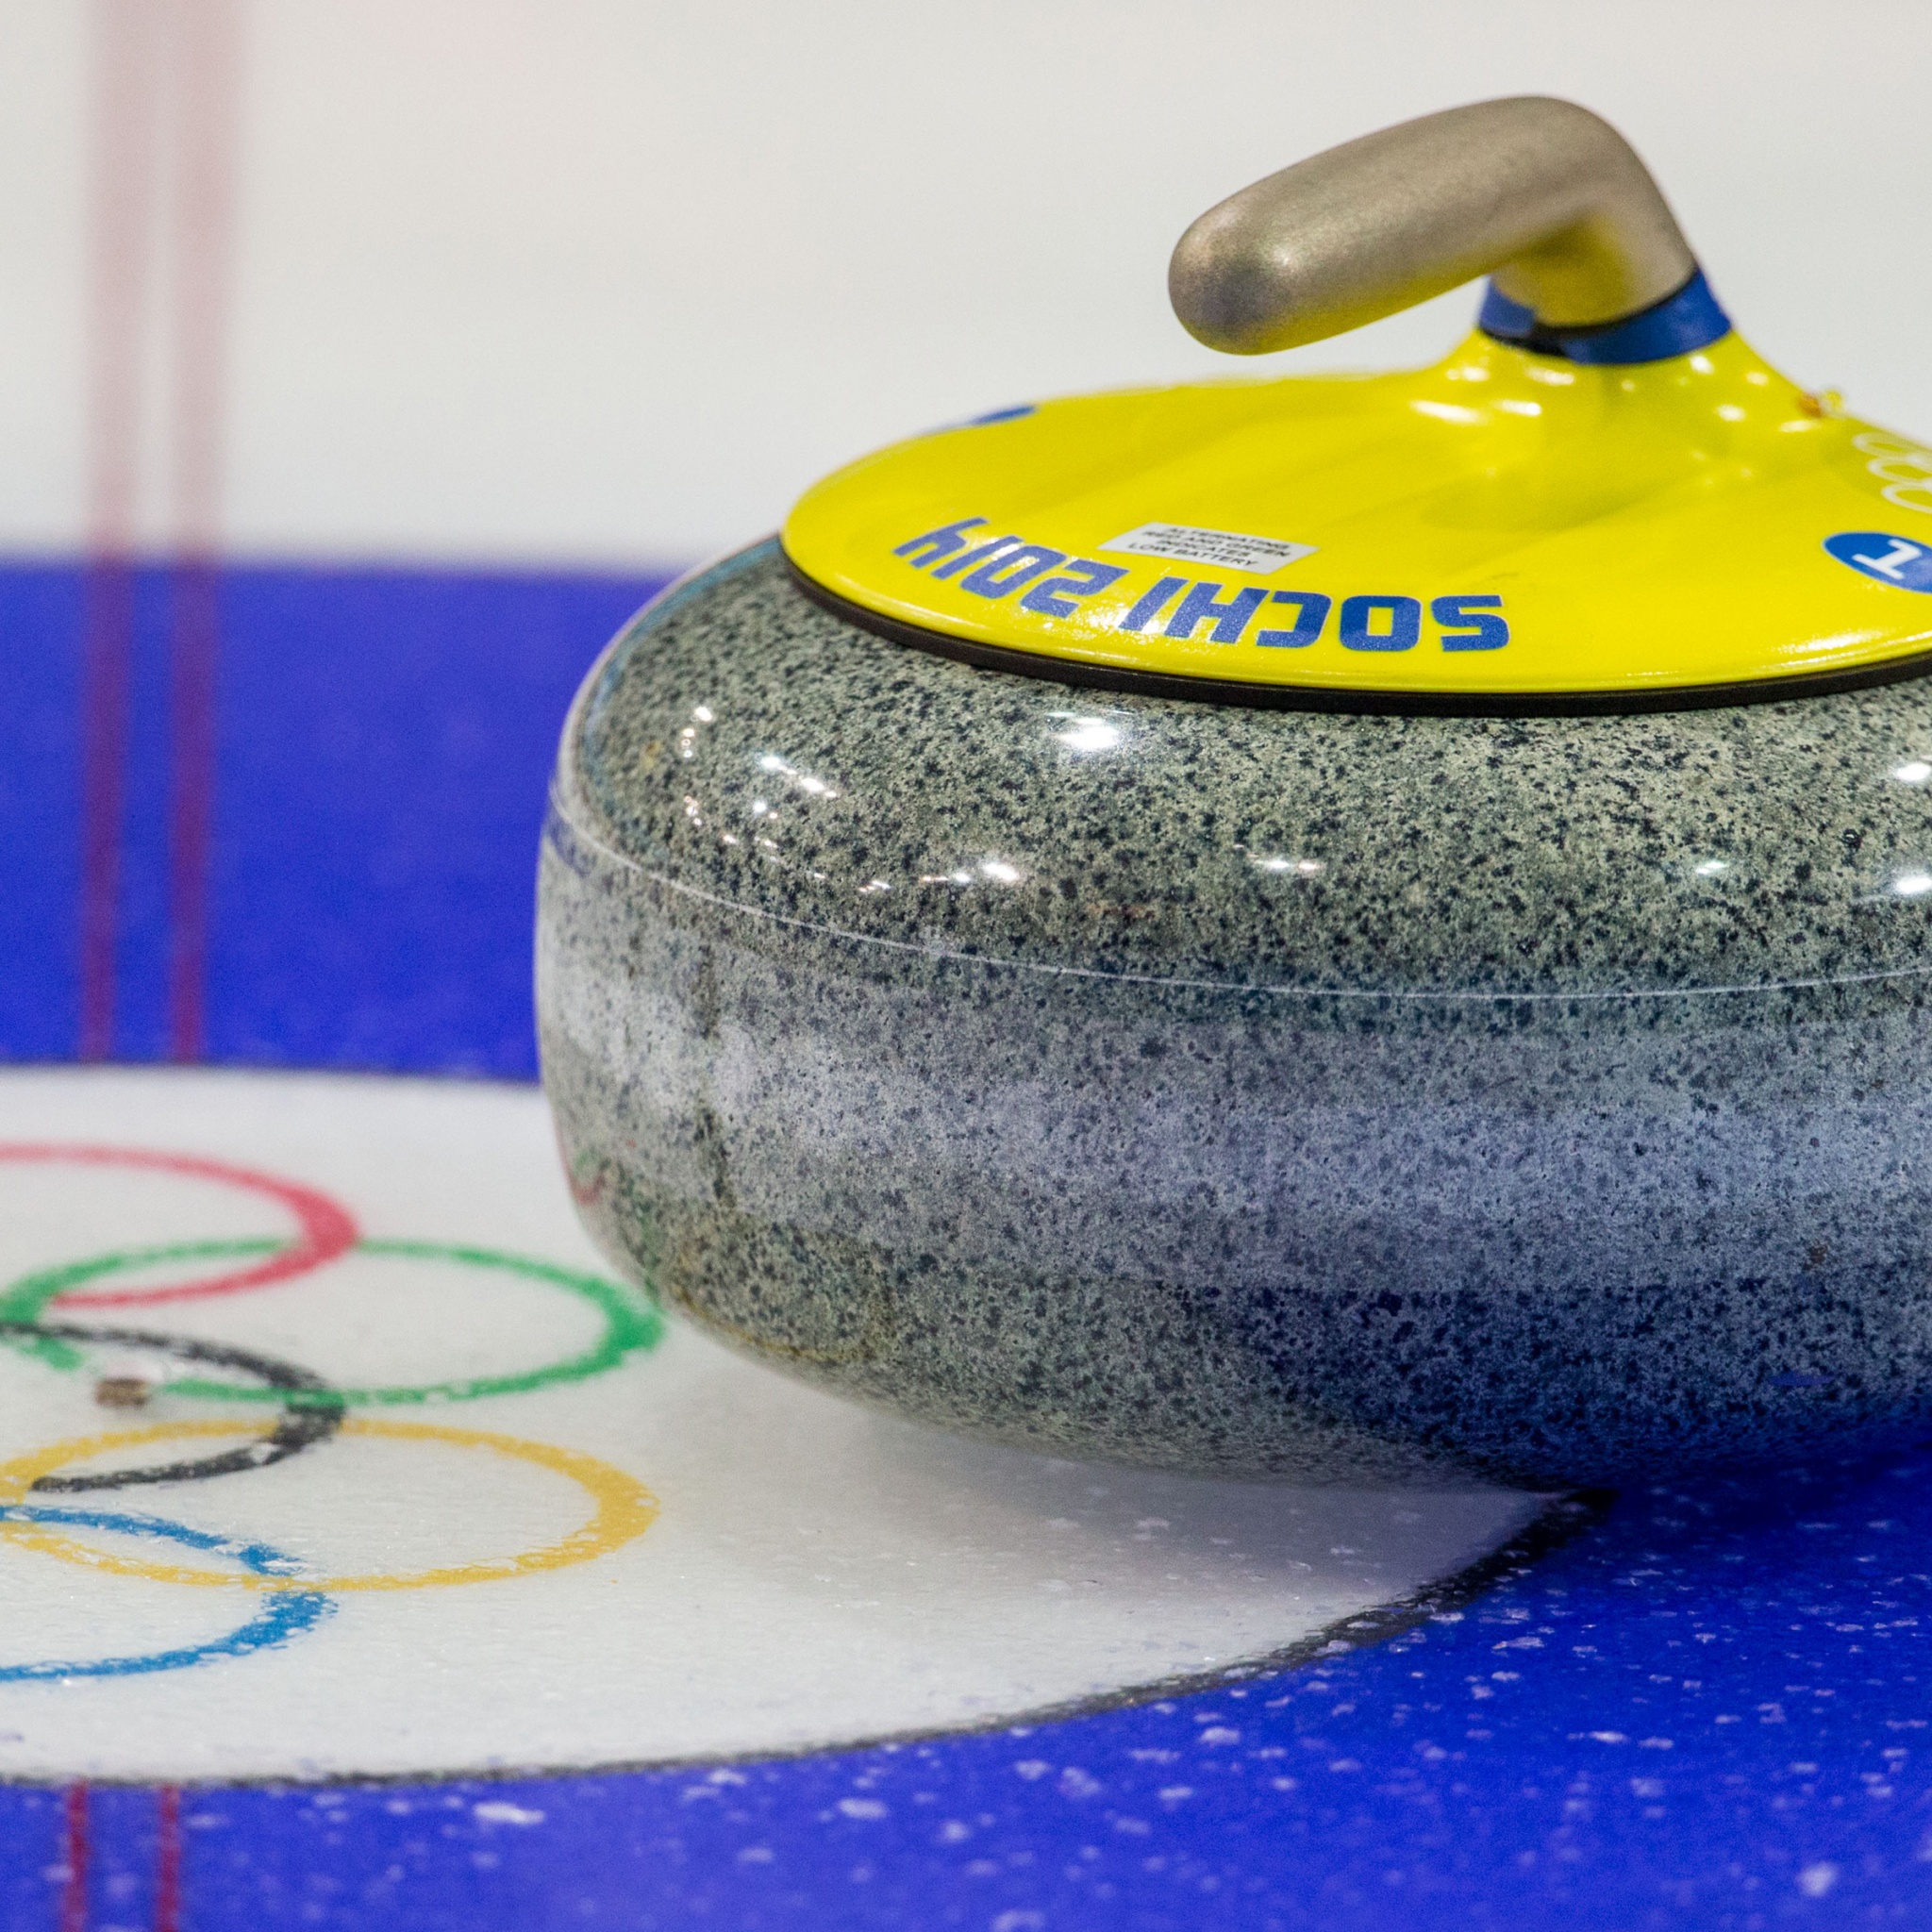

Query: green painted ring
[0,1238,661,1406]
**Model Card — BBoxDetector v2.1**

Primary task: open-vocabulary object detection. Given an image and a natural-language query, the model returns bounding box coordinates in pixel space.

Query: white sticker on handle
[1101,522,1318,575]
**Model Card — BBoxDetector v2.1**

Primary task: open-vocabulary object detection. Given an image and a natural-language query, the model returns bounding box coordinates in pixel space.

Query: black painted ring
[0,1319,344,1491]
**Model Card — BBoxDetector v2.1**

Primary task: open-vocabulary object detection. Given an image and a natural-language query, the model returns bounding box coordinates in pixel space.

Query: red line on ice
[78,0,163,1060]
[165,0,242,1064]
[58,1784,88,1932]
[154,1786,183,1932]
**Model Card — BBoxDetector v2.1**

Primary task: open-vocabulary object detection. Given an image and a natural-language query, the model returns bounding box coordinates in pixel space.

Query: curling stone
[541,98,1932,1487]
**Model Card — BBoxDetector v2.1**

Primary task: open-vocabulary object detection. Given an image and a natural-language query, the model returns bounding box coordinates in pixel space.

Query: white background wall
[0,0,1925,568]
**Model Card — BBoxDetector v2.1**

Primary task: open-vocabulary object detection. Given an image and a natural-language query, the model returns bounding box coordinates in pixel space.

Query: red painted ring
[0,1144,358,1307]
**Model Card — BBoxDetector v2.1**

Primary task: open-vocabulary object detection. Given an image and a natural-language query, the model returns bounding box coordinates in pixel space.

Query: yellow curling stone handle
[785,100,1932,709]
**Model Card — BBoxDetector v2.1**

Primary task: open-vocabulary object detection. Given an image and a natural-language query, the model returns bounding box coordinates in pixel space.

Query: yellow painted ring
[0,1418,658,1592]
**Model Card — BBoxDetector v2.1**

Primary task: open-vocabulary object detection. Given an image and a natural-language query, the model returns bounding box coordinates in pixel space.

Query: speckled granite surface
[539,540,1932,1485]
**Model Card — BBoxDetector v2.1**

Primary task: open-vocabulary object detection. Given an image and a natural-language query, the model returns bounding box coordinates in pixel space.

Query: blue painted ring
[0,1504,331,1681]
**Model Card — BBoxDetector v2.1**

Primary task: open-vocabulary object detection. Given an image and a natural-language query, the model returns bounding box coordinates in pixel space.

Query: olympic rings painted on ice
[0,1237,661,1406]
[0,1141,666,1685]
[0,1418,659,1592]
[0,1144,358,1309]
[0,1504,331,1680]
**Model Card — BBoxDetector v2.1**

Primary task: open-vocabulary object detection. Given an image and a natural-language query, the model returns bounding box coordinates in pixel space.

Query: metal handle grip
[1169,97,1697,355]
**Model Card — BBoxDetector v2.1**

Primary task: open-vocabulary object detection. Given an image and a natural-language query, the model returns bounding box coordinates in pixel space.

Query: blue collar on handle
[1479,268,1731,364]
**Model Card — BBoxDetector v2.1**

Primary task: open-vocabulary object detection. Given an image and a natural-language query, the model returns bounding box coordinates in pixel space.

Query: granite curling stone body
[541,98,1932,1488]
